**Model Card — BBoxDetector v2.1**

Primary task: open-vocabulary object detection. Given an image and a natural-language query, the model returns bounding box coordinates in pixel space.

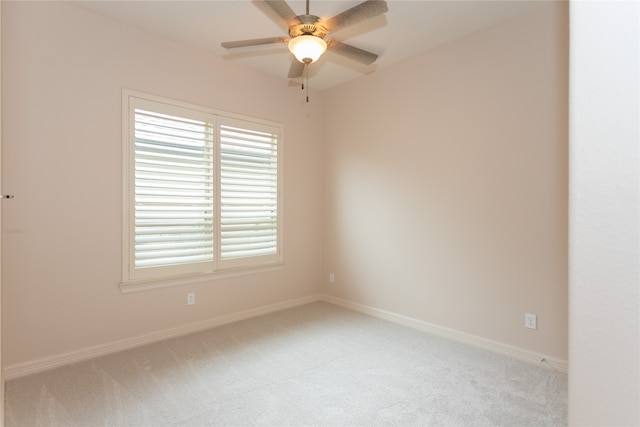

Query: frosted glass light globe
[288,35,327,63]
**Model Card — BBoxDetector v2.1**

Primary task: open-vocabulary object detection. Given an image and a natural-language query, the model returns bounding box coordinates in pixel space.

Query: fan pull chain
[301,62,310,103]
[306,63,310,103]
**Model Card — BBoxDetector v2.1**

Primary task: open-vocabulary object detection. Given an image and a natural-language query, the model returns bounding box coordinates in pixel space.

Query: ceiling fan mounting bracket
[288,15,327,39]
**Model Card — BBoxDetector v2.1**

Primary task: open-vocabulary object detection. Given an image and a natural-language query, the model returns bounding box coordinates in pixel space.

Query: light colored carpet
[5,302,567,426]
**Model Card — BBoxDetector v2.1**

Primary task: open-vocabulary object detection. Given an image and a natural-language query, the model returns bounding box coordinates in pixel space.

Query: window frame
[121,90,283,292]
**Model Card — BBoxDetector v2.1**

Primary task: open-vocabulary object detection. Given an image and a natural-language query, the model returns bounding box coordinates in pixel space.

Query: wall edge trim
[322,295,568,373]
[3,294,324,380]
[4,293,567,380]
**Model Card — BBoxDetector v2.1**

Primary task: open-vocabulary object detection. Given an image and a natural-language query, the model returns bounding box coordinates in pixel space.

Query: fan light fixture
[288,35,327,63]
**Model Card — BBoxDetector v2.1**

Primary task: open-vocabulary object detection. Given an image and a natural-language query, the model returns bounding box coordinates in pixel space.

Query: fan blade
[326,40,378,65]
[221,37,288,49]
[263,0,302,27]
[288,59,304,78]
[324,0,388,33]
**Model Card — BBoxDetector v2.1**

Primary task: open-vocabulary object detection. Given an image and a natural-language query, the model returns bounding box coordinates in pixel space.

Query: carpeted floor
[5,302,567,426]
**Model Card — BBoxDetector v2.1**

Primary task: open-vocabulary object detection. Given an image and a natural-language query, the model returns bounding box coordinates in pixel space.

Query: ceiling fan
[221,0,388,81]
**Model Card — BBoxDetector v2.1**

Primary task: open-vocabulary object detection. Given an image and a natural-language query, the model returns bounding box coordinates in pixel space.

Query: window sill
[120,263,283,294]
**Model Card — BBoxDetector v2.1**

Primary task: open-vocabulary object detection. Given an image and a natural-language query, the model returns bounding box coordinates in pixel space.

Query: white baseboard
[322,295,568,373]
[4,293,567,380]
[3,294,324,380]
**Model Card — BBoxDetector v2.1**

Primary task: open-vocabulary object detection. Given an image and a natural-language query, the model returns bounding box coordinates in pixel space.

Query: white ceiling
[70,0,546,90]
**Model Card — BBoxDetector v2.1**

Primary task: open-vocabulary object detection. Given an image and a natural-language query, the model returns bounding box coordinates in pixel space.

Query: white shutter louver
[219,121,279,265]
[134,107,214,273]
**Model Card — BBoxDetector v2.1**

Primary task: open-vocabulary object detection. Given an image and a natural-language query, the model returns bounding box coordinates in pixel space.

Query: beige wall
[322,3,568,359]
[1,1,324,367]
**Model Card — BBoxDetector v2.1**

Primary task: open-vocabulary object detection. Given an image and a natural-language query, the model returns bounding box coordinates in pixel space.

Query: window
[122,91,282,286]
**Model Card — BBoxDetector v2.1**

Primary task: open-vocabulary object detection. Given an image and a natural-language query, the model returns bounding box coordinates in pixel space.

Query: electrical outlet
[329,273,335,283]
[525,313,537,330]
[187,292,196,306]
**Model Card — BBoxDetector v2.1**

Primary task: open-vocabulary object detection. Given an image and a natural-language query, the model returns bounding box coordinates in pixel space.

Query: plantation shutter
[130,99,215,279]
[123,92,283,286]
[218,117,280,269]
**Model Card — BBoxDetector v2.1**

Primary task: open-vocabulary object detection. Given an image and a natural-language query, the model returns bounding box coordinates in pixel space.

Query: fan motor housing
[289,15,327,39]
